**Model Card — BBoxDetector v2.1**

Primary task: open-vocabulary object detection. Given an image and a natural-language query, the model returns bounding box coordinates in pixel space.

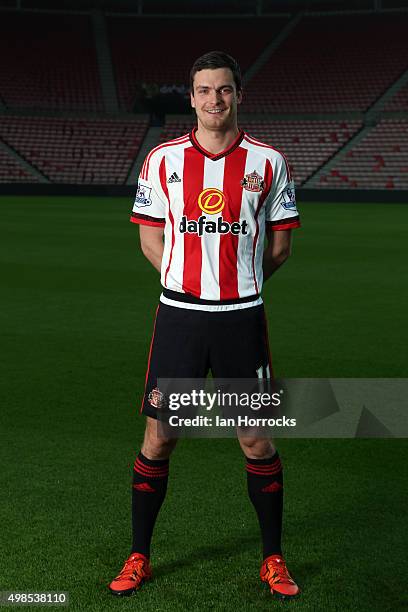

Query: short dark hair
[190,51,242,93]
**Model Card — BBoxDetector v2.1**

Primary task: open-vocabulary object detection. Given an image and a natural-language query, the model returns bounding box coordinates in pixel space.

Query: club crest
[148,387,166,409]
[241,170,264,193]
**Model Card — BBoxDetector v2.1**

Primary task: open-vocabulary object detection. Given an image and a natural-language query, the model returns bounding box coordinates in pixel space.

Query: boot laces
[117,555,146,582]
[266,557,294,585]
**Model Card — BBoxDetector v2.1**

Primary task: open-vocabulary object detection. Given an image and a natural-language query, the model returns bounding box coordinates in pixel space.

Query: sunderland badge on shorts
[241,170,264,192]
[148,387,165,409]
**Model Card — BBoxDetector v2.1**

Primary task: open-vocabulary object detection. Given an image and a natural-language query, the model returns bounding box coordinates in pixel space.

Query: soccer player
[109,51,301,600]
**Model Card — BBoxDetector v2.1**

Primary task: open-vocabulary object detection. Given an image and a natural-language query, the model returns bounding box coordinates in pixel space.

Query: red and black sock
[131,452,169,557]
[246,452,283,558]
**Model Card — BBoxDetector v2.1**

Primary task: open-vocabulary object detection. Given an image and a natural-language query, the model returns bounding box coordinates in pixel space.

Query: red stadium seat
[243,14,408,113]
[0,116,148,184]
[0,13,102,111]
[0,148,39,183]
[318,119,408,189]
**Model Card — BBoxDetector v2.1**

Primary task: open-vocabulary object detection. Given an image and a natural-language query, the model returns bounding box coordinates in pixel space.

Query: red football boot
[260,554,300,599]
[109,552,152,596]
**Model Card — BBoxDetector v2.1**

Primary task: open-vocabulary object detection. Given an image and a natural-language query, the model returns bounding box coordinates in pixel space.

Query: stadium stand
[0,8,406,192]
[317,119,408,189]
[160,117,362,185]
[0,12,102,111]
[0,147,39,183]
[108,17,288,111]
[243,14,408,113]
[383,82,408,112]
[0,116,148,184]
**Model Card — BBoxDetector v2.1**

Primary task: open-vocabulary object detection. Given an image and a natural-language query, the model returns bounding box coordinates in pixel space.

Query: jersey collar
[189,127,245,161]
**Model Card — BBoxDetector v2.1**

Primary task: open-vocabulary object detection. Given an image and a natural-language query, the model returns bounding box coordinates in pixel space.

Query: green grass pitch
[0,196,406,611]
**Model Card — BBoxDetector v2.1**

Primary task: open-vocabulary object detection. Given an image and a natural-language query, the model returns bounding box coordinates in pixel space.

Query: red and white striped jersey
[131,128,300,311]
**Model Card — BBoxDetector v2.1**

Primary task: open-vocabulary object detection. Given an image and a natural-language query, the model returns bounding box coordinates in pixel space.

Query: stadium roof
[1,0,403,15]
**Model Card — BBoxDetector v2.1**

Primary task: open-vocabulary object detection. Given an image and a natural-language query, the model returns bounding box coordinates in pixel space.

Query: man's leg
[131,417,177,557]
[129,303,209,559]
[238,436,282,557]
[109,303,209,596]
[109,419,176,597]
[238,435,299,599]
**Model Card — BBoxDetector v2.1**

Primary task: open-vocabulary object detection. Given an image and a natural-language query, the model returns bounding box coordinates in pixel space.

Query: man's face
[191,67,242,132]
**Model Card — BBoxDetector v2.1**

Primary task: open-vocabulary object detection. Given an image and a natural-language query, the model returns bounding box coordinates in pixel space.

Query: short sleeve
[130,154,167,228]
[264,153,300,231]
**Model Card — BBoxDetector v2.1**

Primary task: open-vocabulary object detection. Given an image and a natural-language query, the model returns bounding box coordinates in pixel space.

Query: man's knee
[238,436,275,459]
[141,417,177,460]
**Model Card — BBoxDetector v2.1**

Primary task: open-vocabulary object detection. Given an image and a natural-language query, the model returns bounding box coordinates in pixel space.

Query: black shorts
[141,302,273,418]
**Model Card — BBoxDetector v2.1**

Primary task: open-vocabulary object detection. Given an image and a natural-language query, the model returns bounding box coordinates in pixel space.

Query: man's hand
[263,228,292,282]
[139,225,164,273]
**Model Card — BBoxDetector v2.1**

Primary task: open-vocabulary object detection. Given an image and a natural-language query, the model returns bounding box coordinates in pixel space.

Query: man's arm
[263,228,292,282]
[139,225,164,273]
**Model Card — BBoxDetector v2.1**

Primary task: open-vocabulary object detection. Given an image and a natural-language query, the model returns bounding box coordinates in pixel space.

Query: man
[109,51,301,600]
